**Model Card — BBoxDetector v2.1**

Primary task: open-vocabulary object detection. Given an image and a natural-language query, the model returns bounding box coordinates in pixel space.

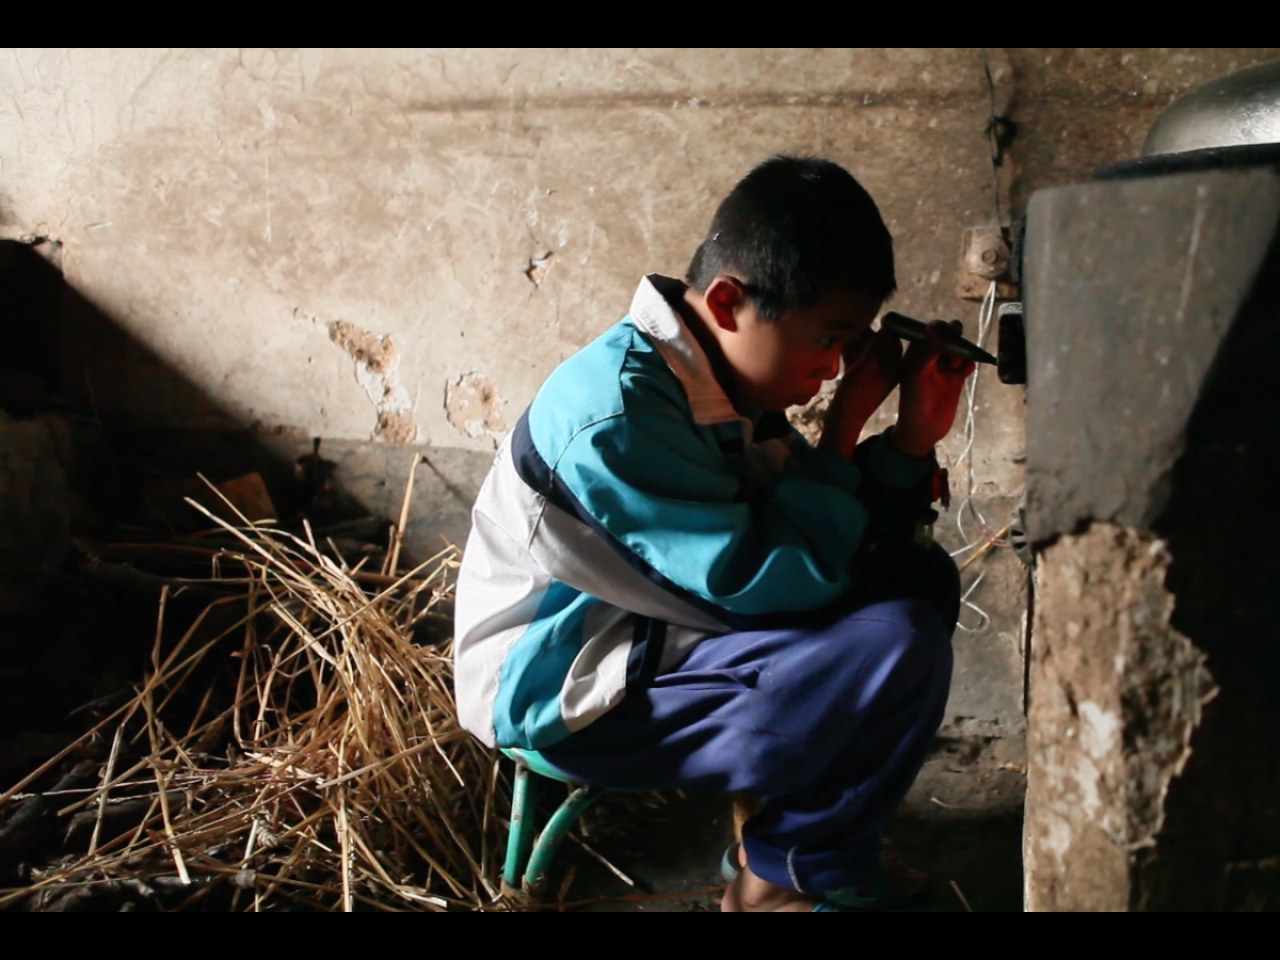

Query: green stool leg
[523,784,606,898]
[502,763,536,896]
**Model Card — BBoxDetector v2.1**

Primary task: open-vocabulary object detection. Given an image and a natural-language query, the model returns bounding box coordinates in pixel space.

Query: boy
[454,156,973,911]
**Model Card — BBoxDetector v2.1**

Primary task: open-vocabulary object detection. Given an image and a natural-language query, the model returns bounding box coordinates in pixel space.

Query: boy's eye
[817,336,838,348]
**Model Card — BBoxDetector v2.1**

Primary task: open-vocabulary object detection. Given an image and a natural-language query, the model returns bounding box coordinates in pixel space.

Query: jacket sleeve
[545,377,935,621]
[796,428,939,556]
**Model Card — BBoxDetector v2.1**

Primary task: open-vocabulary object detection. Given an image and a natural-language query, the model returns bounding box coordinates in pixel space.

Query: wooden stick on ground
[87,724,124,858]
[386,454,422,577]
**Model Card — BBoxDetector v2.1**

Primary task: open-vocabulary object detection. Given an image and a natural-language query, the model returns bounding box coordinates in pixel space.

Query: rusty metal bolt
[967,234,1011,280]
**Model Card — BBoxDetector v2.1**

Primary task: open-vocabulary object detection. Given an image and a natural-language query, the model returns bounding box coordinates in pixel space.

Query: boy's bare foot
[721,864,820,912]
[720,844,929,912]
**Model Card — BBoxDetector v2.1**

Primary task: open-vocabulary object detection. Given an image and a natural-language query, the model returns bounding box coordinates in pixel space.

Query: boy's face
[718,285,883,411]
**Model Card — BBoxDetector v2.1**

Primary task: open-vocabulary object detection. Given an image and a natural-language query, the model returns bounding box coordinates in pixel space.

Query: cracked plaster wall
[4,48,1024,456]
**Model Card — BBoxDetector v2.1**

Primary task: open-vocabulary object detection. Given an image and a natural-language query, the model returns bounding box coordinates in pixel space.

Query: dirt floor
[532,734,1027,912]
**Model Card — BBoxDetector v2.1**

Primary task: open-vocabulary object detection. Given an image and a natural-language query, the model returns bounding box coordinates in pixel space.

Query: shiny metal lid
[1142,57,1280,157]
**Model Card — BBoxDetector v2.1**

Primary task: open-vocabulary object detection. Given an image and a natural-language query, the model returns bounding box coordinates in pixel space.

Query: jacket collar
[627,274,744,426]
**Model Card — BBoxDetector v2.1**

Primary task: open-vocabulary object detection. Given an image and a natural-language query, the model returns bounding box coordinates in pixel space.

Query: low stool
[499,749,758,905]
[499,747,610,902]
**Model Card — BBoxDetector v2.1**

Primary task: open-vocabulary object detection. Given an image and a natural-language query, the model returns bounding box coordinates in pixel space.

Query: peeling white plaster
[445,371,508,447]
[1073,751,1103,819]
[1045,813,1073,863]
[1079,700,1120,761]
[353,349,414,430]
[315,313,419,443]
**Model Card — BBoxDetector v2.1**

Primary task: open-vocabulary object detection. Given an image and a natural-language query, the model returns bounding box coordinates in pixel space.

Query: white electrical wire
[954,570,992,633]
[948,280,999,558]
[947,281,1001,633]
[948,56,1023,632]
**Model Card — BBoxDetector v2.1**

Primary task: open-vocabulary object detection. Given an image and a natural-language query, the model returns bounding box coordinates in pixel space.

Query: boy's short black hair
[686,155,896,320]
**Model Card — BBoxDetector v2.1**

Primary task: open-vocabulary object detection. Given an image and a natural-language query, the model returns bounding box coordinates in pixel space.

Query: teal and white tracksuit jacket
[454,275,936,750]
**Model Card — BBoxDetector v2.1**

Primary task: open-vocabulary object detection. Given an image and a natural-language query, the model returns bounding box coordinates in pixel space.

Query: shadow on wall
[0,238,491,563]
[0,236,493,775]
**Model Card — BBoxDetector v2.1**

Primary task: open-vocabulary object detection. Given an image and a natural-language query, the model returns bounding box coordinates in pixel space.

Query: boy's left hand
[892,320,977,458]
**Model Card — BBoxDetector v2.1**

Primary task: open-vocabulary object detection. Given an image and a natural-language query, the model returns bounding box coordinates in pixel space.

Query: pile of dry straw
[1,467,507,911]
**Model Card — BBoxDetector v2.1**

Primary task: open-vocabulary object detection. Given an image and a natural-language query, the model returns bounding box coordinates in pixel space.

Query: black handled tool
[880,312,997,366]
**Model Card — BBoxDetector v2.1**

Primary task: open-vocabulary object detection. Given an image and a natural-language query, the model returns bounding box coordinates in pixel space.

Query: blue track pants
[540,542,959,895]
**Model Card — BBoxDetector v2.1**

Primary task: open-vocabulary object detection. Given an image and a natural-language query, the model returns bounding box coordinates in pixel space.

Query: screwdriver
[880,312,997,365]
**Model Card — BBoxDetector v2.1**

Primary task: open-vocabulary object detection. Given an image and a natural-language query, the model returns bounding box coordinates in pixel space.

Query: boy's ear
[703,275,747,333]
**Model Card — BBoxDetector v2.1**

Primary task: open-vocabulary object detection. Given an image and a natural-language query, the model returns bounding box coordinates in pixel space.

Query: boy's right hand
[818,327,902,459]
[835,326,903,425]
[891,320,975,459]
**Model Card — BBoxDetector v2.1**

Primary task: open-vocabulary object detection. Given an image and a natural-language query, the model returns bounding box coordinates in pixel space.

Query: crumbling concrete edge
[1023,522,1218,911]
